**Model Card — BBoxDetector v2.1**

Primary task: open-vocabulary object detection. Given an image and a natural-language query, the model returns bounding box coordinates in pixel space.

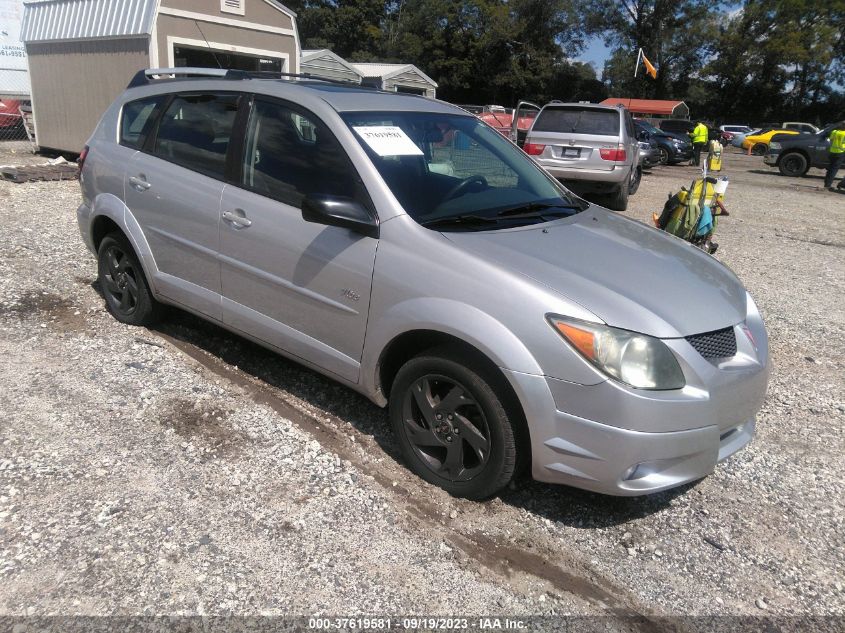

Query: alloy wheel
[102,245,140,316]
[401,375,491,482]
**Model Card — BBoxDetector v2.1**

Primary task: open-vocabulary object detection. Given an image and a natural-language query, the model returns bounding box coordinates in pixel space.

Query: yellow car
[742,129,799,155]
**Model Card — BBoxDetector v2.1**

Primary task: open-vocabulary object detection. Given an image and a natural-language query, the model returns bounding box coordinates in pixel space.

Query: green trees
[702,0,845,123]
[287,0,603,104]
[287,0,844,122]
[584,0,720,100]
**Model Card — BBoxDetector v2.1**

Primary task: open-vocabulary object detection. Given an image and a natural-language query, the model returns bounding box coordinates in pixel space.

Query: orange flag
[641,51,658,79]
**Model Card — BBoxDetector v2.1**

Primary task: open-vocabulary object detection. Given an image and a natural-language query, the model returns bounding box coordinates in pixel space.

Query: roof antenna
[194,19,224,69]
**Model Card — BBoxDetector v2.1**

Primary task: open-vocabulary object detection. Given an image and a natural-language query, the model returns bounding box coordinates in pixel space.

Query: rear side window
[153,93,239,179]
[533,108,619,135]
[120,96,165,149]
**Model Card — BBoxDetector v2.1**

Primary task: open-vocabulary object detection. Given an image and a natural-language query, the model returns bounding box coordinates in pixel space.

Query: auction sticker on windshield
[353,126,424,156]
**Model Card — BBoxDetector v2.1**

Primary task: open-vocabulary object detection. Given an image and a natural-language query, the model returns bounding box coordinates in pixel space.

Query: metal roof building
[300,49,361,84]
[600,98,689,118]
[350,62,437,97]
[21,0,301,152]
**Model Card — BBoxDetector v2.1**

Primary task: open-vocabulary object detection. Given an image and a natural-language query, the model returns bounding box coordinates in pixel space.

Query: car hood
[659,131,689,143]
[443,208,748,338]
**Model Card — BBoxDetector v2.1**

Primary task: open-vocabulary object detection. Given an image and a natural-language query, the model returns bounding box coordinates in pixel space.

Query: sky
[576,37,612,73]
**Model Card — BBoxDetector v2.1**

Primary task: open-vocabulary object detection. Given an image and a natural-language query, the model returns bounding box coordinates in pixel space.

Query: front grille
[686,327,737,359]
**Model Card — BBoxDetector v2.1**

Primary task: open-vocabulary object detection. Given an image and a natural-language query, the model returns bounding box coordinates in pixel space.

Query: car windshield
[636,120,661,135]
[342,111,585,231]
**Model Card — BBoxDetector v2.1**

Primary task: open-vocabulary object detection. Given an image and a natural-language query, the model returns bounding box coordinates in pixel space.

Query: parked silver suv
[77,68,769,499]
[520,102,640,211]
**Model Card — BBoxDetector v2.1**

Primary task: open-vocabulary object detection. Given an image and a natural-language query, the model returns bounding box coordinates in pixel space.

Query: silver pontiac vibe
[77,68,769,500]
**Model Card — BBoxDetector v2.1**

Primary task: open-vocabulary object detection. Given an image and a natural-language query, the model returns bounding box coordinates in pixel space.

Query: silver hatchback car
[77,68,769,500]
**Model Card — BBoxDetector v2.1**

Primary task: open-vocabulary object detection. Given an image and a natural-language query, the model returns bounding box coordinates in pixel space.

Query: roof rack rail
[127,67,366,89]
[127,67,238,88]
[236,70,362,86]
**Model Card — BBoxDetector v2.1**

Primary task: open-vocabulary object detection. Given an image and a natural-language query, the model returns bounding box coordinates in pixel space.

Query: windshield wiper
[420,214,500,229]
[495,202,583,217]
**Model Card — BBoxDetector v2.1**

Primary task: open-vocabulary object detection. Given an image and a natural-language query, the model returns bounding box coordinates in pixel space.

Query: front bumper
[668,146,693,162]
[504,370,761,495]
[763,151,780,165]
[502,320,770,496]
[640,149,660,167]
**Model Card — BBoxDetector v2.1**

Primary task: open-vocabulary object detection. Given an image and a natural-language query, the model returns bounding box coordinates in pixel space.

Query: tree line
[285,0,845,126]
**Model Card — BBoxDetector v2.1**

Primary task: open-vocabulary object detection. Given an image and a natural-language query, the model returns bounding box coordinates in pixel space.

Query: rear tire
[658,147,670,165]
[389,347,518,500]
[751,143,767,156]
[606,175,631,211]
[778,152,809,177]
[97,232,163,326]
[629,166,642,195]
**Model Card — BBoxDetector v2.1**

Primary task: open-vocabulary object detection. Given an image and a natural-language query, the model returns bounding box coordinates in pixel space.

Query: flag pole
[634,48,642,78]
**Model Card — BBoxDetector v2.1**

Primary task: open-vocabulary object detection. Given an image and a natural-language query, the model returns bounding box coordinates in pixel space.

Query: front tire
[97,232,162,326]
[658,147,670,165]
[778,152,809,177]
[389,348,518,500]
[751,143,767,156]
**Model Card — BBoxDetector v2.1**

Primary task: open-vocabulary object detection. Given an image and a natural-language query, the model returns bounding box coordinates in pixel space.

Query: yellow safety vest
[691,123,708,144]
[830,129,845,154]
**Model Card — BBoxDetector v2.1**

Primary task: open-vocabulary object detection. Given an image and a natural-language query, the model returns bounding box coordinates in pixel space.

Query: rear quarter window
[120,96,166,149]
[533,108,620,135]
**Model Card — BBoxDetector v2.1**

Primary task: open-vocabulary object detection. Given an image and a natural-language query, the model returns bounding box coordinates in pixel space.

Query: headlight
[548,316,686,390]
[768,141,781,150]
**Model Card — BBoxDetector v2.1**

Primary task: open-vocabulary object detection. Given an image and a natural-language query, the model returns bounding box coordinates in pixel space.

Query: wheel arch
[375,328,533,471]
[88,195,160,295]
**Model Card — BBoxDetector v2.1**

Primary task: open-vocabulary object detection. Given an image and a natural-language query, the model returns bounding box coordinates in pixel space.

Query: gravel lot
[0,143,842,631]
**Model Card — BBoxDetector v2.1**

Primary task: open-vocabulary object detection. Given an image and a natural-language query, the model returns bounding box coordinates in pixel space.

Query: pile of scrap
[1,157,78,183]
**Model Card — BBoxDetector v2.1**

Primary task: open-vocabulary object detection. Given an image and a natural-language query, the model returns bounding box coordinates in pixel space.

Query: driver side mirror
[301,195,379,239]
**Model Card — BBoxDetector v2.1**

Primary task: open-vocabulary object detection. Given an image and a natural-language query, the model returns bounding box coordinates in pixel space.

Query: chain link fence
[0,100,34,147]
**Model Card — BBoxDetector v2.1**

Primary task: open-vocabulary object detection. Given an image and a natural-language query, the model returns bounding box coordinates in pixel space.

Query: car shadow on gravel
[498,479,698,529]
[152,308,402,457]
[747,169,825,181]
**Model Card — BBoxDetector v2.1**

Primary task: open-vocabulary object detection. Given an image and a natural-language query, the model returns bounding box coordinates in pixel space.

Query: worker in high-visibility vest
[689,121,709,166]
[824,121,845,191]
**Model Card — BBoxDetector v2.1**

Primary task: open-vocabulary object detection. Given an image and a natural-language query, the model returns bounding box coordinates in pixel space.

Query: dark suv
[763,124,836,177]
[634,119,693,165]
[659,119,695,136]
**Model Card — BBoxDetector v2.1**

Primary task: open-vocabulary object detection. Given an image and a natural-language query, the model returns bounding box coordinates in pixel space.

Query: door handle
[221,209,252,228]
[129,175,151,191]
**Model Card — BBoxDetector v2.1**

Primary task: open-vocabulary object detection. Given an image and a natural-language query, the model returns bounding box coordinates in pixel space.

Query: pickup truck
[764,124,835,176]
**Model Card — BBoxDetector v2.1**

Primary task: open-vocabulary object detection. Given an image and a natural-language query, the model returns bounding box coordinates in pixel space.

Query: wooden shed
[21,0,300,153]
[300,49,361,84]
[349,62,437,97]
